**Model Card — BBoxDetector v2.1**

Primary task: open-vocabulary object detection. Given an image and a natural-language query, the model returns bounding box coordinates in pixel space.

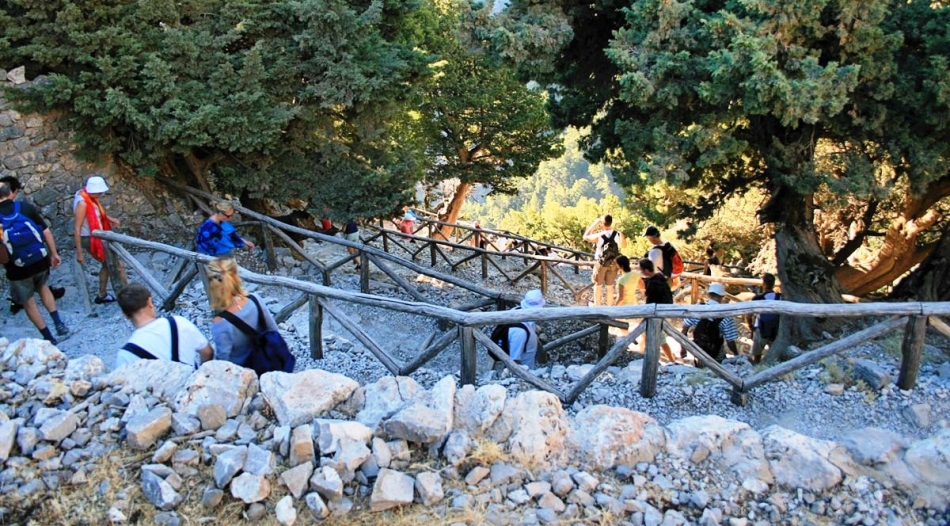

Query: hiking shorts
[9,269,49,305]
[342,231,360,242]
[592,262,618,286]
[80,236,105,263]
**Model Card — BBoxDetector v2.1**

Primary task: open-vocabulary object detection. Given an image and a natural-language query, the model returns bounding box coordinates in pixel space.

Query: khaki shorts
[343,231,360,242]
[9,269,49,305]
[592,262,618,286]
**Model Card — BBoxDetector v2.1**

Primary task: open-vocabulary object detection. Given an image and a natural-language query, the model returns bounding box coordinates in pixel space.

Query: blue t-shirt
[196,219,244,256]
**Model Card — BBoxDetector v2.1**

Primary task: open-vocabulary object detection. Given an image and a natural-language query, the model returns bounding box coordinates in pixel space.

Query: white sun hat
[521,289,546,309]
[84,175,109,193]
[707,283,726,297]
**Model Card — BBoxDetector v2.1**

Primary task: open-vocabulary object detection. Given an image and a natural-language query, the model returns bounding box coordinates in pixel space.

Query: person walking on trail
[615,256,639,307]
[644,226,684,290]
[750,273,781,364]
[342,219,361,270]
[638,258,678,363]
[583,214,626,306]
[115,283,213,369]
[1,176,65,314]
[681,282,739,363]
[399,209,418,242]
[205,257,279,367]
[195,200,256,257]
[73,175,127,304]
[1,181,70,343]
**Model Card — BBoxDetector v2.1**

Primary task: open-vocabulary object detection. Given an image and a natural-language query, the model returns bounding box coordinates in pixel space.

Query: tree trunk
[438,181,472,240]
[761,186,843,364]
[891,228,950,301]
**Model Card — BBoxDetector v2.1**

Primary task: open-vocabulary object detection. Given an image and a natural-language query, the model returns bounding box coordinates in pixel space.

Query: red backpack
[660,242,684,278]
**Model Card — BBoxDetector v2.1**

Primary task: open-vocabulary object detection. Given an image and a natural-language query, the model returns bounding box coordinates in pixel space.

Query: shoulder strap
[218,306,261,339]
[247,294,267,332]
[166,316,180,363]
[122,342,158,361]
[602,231,617,242]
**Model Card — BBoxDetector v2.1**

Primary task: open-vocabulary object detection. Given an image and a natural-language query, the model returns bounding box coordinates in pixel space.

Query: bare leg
[38,285,57,313]
[593,284,602,306]
[23,298,47,331]
[98,266,109,297]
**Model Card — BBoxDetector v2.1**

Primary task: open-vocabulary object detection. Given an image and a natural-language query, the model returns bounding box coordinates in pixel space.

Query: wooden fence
[92,229,949,407]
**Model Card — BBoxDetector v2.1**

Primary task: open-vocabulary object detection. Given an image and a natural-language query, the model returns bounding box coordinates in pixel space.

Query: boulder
[904,428,950,497]
[902,404,932,429]
[259,369,359,427]
[443,429,472,466]
[761,425,842,492]
[569,405,665,470]
[141,471,183,511]
[38,411,78,443]
[280,463,314,499]
[665,415,773,484]
[314,419,372,455]
[305,493,330,520]
[64,355,105,382]
[175,361,259,418]
[109,360,194,401]
[370,468,415,511]
[213,446,248,488]
[289,424,314,468]
[383,404,450,444]
[310,466,344,502]
[356,376,425,431]
[453,384,506,439]
[1,338,64,368]
[243,443,275,476]
[230,473,271,503]
[5,66,26,85]
[197,404,228,431]
[415,471,444,506]
[854,359,891,390]
[839,427,907,465]
[275,495,297,526]
[488,391,570,467]
[126,407,173,450]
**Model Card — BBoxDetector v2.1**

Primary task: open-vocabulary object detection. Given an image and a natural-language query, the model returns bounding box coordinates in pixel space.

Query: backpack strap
[218,304,261,340]
[247,294,267,332]
[121,342,158,361]
[166,316,180,364]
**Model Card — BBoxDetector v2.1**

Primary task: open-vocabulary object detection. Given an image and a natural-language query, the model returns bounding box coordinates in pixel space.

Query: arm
[74,201,87,264]
[198,344,214,364]
[0,227,8,265]
[42,228,61,268]
[582,217,602,242]
[721,318,740,355]
[211,320,234,363]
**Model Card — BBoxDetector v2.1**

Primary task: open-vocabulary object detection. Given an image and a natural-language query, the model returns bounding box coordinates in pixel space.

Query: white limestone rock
[1,338,64,368]
[259,369,359,427]
[275,495,297,526]
[126,407,173,450]
[665,415,773,484]
[569,405,666,471]
[415,471,444,506]
[761,425,842,492]
[453,383,506,439]
[355,376,425,431]
[314,419,372,456]
[64,355,105,382]
[175,361,259,418]
[109,359,194,401]
[487,391,570,467]
[230,473,271,503]
[370,468,415,511]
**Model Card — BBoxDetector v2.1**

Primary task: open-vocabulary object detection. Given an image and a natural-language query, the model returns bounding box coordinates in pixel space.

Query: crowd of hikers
[2,174,779,374]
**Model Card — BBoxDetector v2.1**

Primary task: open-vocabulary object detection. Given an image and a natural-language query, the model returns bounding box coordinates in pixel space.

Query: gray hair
[0,182,11,200]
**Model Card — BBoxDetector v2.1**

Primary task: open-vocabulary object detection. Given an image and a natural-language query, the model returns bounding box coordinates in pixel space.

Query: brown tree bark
[438,181,472,240]
[891,228,950,301]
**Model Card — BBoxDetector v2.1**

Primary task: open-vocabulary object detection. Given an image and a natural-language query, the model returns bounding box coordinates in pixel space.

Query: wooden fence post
[598,323,610,359]
[459,326,477,386]
[640,318,662,397]
[691,278,700,304]
[540,261,549,296]
[101,240,126,296]
[382,229,389,253]
[261,223,277,271]
[430,241,437,268]
[898,315,926,390]
[359,251,370,294]
[309,295,323,360]
[481,251,488,279]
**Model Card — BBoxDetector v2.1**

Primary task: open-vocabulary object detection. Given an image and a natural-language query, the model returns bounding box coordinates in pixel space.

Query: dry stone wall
[0,65,195,245]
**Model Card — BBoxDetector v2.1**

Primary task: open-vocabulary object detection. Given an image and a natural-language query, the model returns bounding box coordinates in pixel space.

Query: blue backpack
[218,295,296,376]
[1,202,48,267]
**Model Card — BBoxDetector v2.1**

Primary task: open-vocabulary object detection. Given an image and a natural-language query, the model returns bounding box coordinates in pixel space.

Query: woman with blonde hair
[196,200,255,257]
[206,258,278,366]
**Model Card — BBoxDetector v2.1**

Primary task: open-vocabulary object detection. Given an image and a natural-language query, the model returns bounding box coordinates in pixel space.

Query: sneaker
[55,323,70,337]
[51,286,66,300]
[94,293,117,304]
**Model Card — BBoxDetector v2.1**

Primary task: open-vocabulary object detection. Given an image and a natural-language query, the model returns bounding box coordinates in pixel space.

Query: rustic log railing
[93,229,949,407]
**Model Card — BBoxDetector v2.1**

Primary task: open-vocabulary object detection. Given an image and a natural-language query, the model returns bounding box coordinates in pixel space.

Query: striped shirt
[683,300,739,341]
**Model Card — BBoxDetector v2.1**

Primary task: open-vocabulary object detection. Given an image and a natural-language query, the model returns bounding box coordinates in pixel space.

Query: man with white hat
[508,289,544,368]
[73,174,127,304]
[681,282,739,362]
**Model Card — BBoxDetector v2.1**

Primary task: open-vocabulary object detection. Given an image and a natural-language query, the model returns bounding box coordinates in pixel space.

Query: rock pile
[1,336,949,525]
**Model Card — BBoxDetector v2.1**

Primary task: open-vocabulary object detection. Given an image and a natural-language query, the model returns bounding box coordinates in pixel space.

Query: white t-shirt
[73,191,104,237]
[648,245,664,273]
[115,316,209,369]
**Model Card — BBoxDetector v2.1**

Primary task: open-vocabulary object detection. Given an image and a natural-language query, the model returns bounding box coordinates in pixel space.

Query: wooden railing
[92,229,948,407]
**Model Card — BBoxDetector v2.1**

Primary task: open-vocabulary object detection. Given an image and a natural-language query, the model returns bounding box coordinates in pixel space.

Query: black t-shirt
[0,199,51,281]
[644,273,673,304]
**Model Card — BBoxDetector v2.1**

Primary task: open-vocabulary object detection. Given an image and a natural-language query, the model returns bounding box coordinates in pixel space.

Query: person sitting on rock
[506,289,545,368]
[206,257,278,366]
[115,283,213,369]
[195,200,255,257]
[681,282,739,363]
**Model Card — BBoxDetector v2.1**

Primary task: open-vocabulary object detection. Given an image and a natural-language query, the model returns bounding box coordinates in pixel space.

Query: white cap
[707,283,726,297]
[84,175,109,194]
[521,289,546,309]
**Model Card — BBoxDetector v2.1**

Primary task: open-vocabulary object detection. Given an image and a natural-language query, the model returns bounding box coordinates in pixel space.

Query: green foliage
[0,0,432,218]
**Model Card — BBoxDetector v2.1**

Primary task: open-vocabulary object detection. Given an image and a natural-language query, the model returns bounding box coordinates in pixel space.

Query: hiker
[195,200,255,257]
[73,174,128,304]
[681,282,739,362]
[615,255,639,307]
[1,181,70,343]
[206,257,279,366]
[750,273,781,364]
[702,246,721,277]
[638,258,678,363]
[583,214,626,306]
[342,218,361,270]
[399,209,418,241]
[0,176,65,314]
[115,283,213,369]
[644,226,684,290]
[490,289,544,368]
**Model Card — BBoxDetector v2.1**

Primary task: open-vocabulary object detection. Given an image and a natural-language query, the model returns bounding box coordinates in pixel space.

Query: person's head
[207,257,246,311]
[84,175,109,196]
[707,282,726,300]
[0,176,22,194]
[118,283,154,319]
[617,255,631,273]
[638,258,656,276]
[706,246,715,258]
[602,214,613,227]
[213,200,235,220]
[0,182,11,202]
[644,226,662,246]
[762,273,776,290]
[521,289,546,309]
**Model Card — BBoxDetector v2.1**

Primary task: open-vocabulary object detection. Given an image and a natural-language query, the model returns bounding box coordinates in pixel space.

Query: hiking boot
[55,323,70,337]
[94,293,117,304]
[51,286,66,300]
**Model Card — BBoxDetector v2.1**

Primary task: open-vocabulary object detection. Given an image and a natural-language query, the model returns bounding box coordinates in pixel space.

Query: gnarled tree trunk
[438,181,472,240]
[891,228,950,301]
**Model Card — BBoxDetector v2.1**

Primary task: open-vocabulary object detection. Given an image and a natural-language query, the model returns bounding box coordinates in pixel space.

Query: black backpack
[693,318,724,361]
[598,232,620,266]
[757,292,782,340]
[489,323,530,357]
[218,295,296,376]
